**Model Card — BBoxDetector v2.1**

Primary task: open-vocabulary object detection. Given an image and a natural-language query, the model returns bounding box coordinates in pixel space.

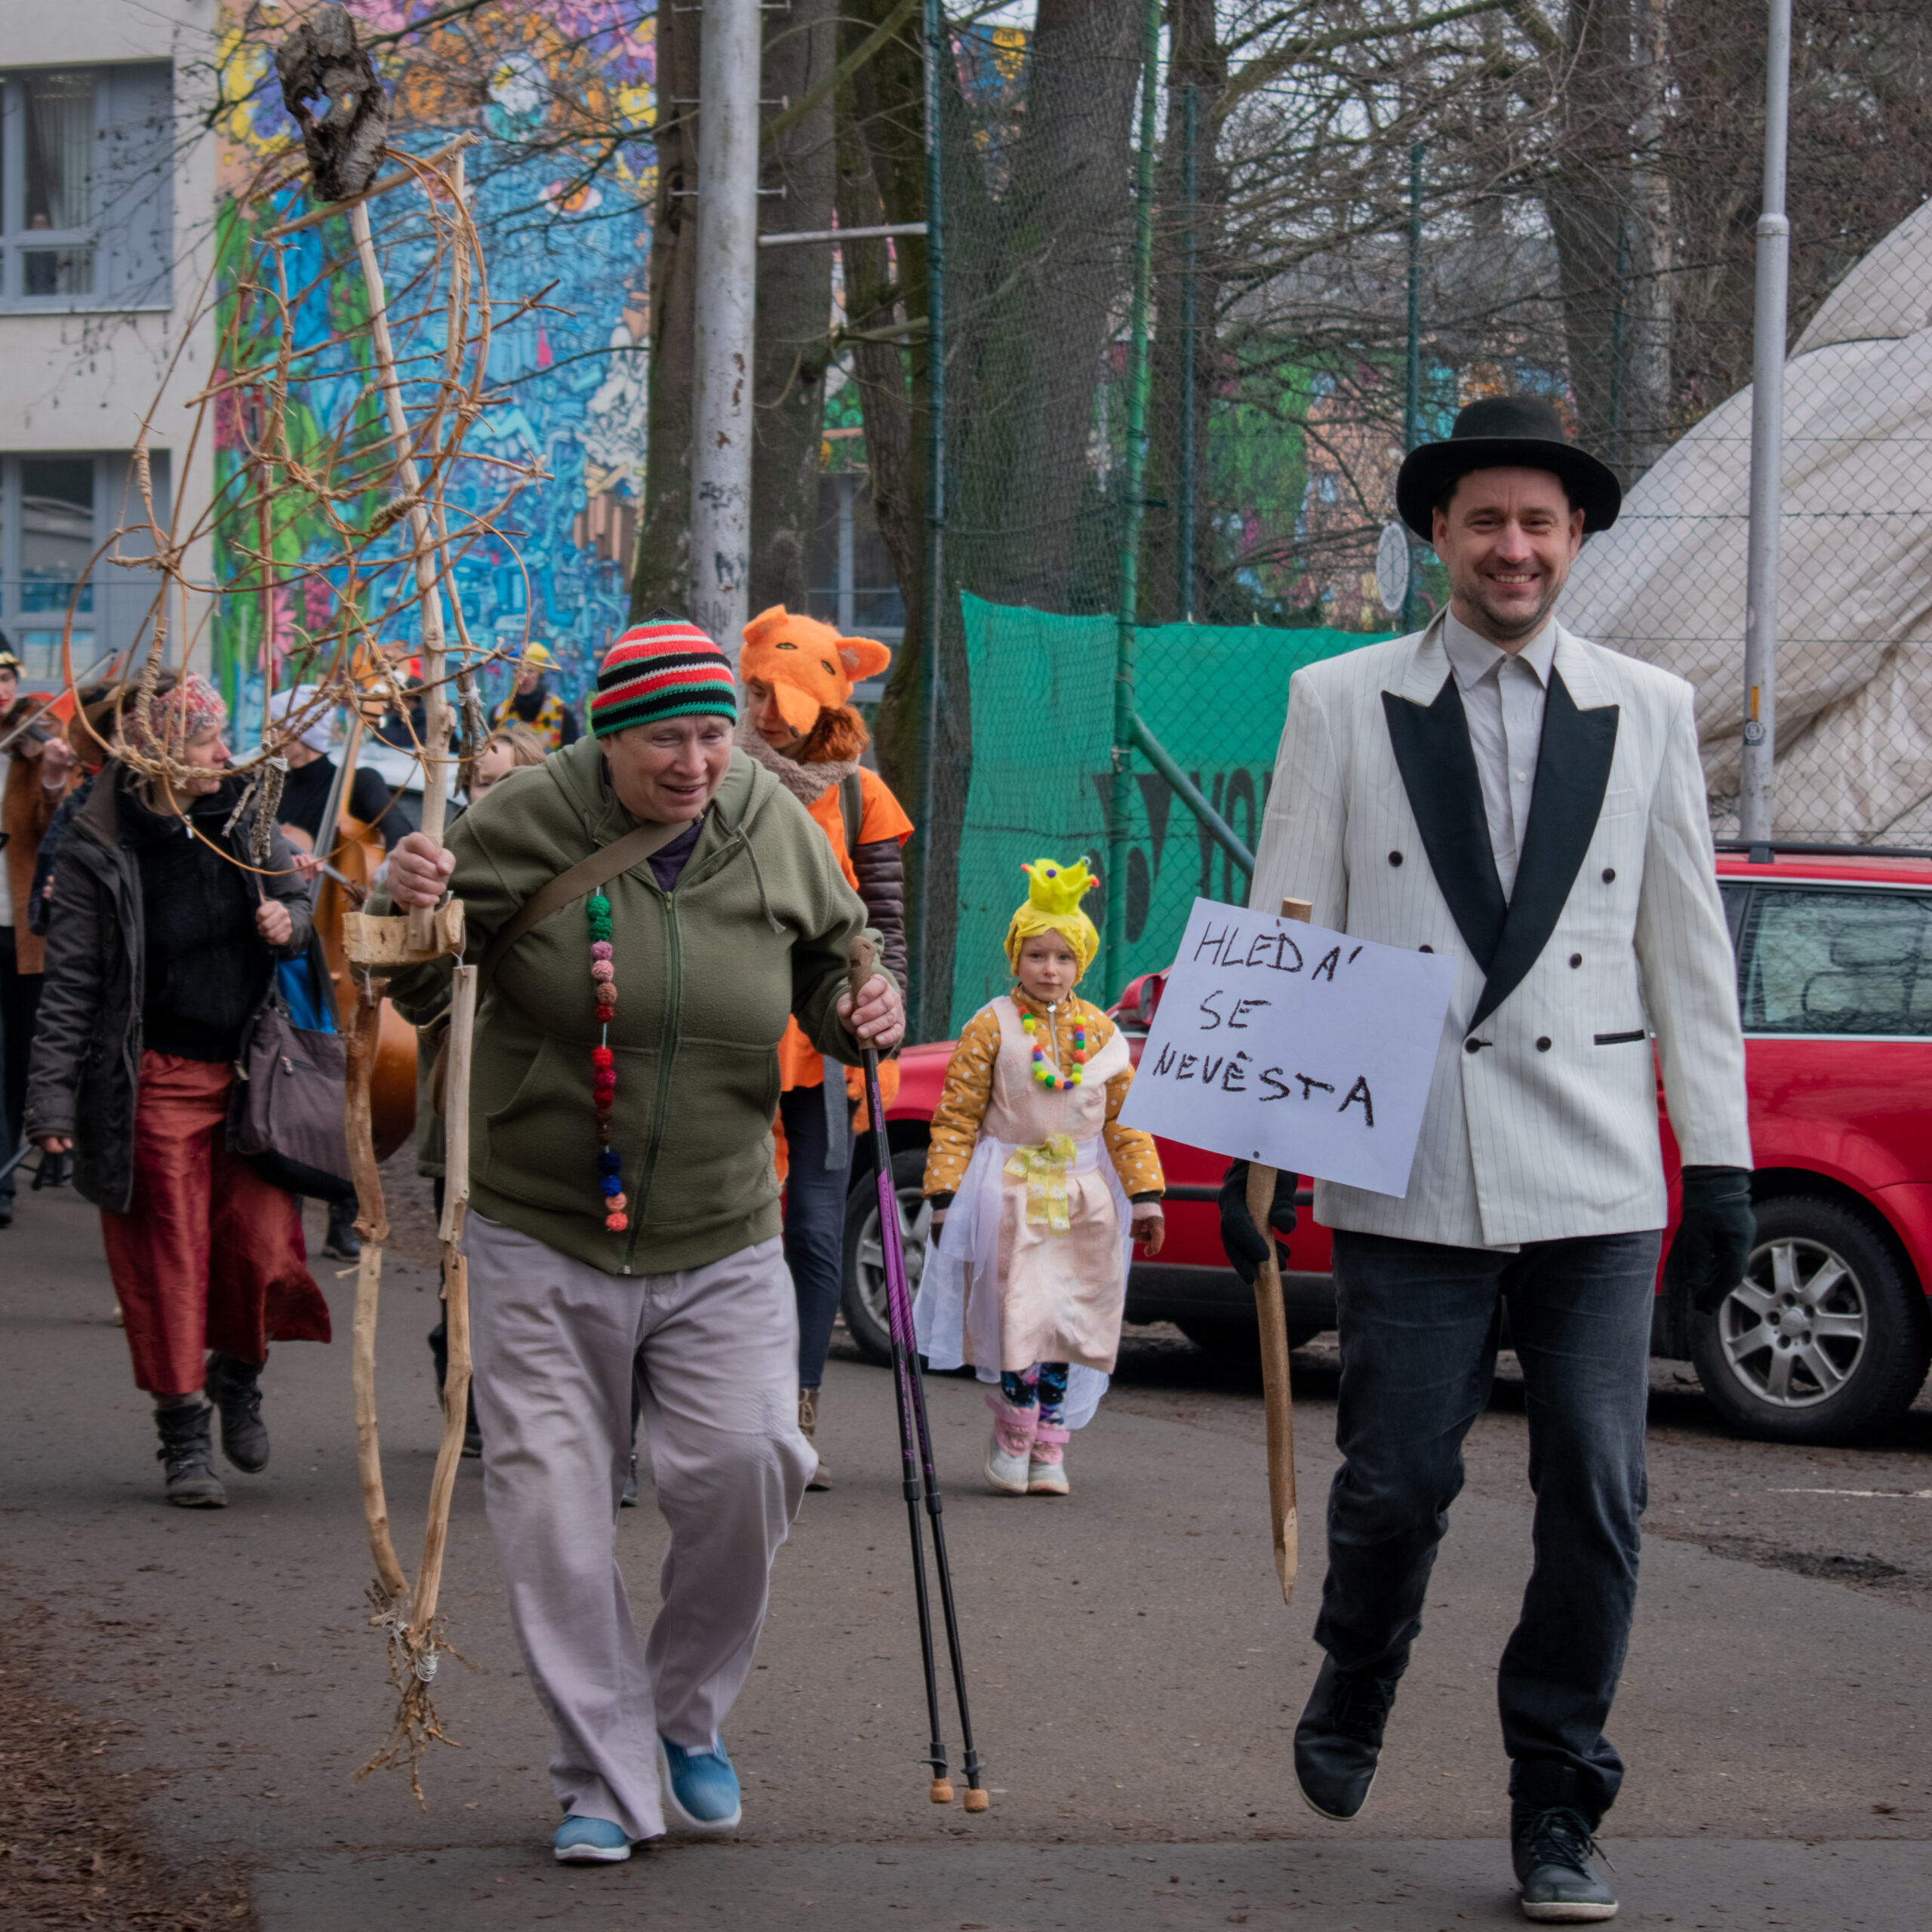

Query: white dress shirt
[1441,610,1558,898]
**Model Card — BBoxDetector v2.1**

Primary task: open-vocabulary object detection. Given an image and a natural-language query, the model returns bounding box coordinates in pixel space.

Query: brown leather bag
[232,995,355,1201]
[427,814,696,1118]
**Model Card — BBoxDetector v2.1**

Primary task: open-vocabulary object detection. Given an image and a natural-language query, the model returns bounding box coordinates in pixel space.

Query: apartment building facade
[2,1,217,690]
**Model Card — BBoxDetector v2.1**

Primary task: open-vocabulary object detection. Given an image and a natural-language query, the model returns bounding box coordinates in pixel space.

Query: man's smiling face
[1432,466,1586,650]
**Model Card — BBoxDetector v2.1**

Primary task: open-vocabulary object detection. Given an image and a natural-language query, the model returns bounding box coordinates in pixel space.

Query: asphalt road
[3,1161,1930,1931]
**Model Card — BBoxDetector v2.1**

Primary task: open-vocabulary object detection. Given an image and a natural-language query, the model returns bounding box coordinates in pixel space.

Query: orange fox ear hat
[740,605,893,738]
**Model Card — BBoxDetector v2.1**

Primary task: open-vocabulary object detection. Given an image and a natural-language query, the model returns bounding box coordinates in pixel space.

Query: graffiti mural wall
[211,2,656,736]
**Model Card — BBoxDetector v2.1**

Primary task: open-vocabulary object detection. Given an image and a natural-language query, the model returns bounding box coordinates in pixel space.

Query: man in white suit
[1219,396,1755,1923]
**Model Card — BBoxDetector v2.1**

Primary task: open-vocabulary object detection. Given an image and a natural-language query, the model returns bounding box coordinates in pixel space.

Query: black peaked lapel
[1382,680,1508,973]
[1469,669,1620,1030]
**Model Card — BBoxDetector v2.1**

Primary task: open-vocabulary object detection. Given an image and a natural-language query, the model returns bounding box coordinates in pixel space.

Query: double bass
[303,688,418,1163]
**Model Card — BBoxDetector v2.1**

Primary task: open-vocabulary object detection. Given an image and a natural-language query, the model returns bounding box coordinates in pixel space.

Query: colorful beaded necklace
[1021,1008,1090,1089]
[587,892,627,1232]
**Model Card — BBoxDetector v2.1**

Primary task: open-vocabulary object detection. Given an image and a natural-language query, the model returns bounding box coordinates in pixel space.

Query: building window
[1741,888,1932,1037]
[1,66,174,311]
[0,451,170,682]
[808,472,906,656]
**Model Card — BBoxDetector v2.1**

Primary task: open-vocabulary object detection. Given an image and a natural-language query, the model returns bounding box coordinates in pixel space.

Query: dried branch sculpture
[79,4,546,1804]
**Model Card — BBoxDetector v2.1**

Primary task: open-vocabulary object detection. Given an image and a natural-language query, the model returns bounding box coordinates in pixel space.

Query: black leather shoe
[1512,1805,1617,1922]
[203,1352,270,1473]
[1293,1655,1399,1821]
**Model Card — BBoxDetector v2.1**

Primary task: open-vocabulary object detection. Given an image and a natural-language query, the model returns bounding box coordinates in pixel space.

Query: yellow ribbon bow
[1005,1134,1078,1233]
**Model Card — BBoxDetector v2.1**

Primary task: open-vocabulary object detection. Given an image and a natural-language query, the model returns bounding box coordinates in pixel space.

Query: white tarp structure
[1561,198,1932,843]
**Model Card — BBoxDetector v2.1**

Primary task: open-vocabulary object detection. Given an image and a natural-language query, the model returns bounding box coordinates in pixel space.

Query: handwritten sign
[1118,897,1455,1198]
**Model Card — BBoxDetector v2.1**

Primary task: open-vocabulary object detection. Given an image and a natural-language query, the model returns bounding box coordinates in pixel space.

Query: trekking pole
[846,940,989,1813]
[898,1241,989,1810]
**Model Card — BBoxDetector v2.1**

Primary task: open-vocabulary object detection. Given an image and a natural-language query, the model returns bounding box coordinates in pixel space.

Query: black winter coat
[23,765,315,1214]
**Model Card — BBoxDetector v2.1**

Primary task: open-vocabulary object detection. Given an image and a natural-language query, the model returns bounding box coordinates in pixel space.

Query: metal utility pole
[1104,0,1162,1001]
[1740,0,1792,848]
[689,0,761,656]
[1401,140,1424,631]
[1177,84,1198,623]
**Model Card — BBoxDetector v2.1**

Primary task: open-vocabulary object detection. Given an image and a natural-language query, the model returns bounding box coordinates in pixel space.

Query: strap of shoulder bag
[475,815,695,997]
[838,769,863,860]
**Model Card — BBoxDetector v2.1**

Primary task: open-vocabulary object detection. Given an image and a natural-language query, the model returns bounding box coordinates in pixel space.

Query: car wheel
[1689,1194,1931,1446]
[1177,1315,1322,1357]
[841,1149,933,1367]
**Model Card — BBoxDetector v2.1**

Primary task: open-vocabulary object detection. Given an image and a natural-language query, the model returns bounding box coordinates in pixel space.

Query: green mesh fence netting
[944,593,1390,1035]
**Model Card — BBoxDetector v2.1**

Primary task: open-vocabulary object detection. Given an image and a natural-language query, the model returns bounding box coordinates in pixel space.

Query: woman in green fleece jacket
[382,615,903,1863]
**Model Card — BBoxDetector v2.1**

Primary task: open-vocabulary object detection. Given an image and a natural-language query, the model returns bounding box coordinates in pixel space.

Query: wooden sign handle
[1253,895,1310,1604]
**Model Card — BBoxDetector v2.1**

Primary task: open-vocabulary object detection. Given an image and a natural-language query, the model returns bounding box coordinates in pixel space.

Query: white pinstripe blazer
[1250,614,1752,1250]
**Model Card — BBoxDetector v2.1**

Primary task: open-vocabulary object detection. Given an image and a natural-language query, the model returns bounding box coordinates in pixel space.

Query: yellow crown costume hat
[1004,857,1101,980]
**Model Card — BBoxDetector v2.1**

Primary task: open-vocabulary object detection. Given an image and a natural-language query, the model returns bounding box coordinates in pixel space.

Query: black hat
[1395,394,1621,540]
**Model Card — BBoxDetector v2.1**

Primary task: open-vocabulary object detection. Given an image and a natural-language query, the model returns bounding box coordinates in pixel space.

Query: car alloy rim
[854,1180,932,1338]
[1719,1235,1869,1409]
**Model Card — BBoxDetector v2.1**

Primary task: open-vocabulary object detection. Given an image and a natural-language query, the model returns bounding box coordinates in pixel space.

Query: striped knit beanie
[589,611,738,738]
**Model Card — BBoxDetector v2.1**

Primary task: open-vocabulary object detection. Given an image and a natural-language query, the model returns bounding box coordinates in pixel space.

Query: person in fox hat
[734,605,914,1488]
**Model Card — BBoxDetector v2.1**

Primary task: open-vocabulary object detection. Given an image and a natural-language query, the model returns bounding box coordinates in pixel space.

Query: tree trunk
[1144,0,1227,623]
[750,0,840,616]
[1540,0,1635,468]
[630,3,700,618]
[1621,0,1674,479]
[946,0,1143,611]
[838,0,933,807]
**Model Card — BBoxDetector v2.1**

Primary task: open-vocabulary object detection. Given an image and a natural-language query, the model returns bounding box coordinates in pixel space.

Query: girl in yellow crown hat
[914,859,1164,1496]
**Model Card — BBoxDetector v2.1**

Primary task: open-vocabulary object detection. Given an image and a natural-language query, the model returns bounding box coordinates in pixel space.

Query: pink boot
[984,1394,1037,1494]
[1027,1420,1070,1496]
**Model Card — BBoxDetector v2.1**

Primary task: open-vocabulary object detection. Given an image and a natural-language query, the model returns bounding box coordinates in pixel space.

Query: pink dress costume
[913,992,1155,1429]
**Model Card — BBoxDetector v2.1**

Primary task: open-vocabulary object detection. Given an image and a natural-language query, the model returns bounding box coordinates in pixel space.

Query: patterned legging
[998,1361,1069,1424]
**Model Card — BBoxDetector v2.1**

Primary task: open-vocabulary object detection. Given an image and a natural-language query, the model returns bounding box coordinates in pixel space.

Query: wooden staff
[332,147,477,1801]
[408,963,477,1652]
[349,186,457,955]
[1251,895,1312,1604]
[347,974,409,1607]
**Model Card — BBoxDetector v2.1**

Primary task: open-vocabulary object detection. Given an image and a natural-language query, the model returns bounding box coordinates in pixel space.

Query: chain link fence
[900,6,1932,1041]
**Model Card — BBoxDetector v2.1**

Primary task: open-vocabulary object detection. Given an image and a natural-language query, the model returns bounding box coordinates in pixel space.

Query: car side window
[1740,888,1932,1036]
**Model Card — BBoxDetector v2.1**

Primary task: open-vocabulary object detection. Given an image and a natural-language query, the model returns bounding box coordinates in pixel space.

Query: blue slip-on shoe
[657,1732,743,1831]
[553,1814,632,1863]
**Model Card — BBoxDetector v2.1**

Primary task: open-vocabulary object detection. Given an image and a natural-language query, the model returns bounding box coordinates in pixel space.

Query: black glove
[1675,1165,1756,1313]
[1218,1158,1298,1287]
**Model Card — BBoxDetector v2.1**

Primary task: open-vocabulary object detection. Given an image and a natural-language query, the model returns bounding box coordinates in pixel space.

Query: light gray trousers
[467,1218,814,1839]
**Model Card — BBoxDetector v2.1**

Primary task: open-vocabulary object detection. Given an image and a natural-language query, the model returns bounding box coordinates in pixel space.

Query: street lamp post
[689,0,761,657]
[1740,0,1792,848]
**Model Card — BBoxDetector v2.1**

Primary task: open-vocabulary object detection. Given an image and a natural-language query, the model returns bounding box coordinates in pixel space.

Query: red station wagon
[840,841,1932,1447]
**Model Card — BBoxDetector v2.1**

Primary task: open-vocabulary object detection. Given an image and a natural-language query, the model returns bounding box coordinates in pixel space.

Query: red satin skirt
[100,1051,333,1395]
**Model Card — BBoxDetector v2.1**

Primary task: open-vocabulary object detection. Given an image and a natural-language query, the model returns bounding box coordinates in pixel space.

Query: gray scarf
[732,712,860,804]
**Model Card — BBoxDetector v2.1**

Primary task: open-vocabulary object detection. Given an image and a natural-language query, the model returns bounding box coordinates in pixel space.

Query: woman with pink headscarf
[26,674,331,1508]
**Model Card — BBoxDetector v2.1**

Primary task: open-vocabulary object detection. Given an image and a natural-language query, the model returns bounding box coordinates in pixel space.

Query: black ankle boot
[1293,1654,1401,1821]
[155,1404,227,1508]
[324,1196,362,1260]
[203,1352,270,1472]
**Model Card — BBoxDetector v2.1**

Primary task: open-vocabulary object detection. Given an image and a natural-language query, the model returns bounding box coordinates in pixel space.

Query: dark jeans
[0,928,42,1206]
[779,1082,851,1391]
[1318,1225,1662,1821]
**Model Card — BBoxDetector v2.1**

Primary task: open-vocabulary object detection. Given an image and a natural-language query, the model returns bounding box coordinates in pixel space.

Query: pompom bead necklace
[587,894,626,1232]
[1022,1010,1090,1089]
